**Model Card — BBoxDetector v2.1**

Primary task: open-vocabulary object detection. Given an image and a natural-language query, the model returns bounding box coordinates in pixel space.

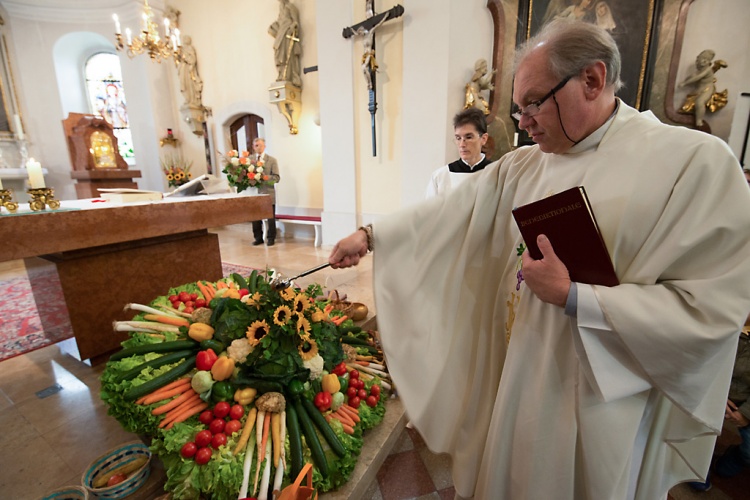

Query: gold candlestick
[0,188,18,213]
[27,187,60,211]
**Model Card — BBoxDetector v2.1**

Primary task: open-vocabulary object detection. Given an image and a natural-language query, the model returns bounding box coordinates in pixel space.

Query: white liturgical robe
[372,102,750,499]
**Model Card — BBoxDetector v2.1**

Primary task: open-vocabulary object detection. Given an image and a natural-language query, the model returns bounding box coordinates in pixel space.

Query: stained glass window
[84,52,134,159]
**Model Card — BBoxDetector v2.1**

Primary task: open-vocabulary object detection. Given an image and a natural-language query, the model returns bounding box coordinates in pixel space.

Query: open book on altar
[512,186,619,287]
[97,188,163,203]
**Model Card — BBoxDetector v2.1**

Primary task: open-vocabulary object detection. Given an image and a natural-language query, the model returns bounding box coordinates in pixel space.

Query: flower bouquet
[161,154,194,188]
[99,270,391,500]
[221,150,274,193]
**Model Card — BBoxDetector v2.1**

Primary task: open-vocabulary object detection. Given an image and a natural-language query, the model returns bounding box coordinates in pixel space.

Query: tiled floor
[0,225,748,499]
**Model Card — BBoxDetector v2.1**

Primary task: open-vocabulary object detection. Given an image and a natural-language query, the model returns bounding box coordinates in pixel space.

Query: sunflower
[279,288,296,301]
[296,316,311,336]
[242,291,262,309]
[273,305,293,326]
[298,334,319,361]
[293,295,312,315]
[246,320,270,347]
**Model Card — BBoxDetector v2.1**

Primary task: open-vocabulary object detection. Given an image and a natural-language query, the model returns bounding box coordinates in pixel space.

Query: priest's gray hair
[515,20,623,92]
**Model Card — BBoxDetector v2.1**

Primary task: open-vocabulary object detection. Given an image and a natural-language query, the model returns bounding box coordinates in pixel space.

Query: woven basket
[38,485,89,500]
[81,441,151,499]
[327,290,369,321]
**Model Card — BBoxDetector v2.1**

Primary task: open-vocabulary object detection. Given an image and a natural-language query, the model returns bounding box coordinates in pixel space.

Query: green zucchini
[109,340,198,362]
[341,336,372,346]
[123,354,197,401]
[300,395,346,457]
[248,270,259,294]
[338,325,362,335]
[230,376,284,394]
[115,349,195,383]
[293,398,328,477]
[231,272,248,290]
[200,339,225,353]
[286,402,304,480]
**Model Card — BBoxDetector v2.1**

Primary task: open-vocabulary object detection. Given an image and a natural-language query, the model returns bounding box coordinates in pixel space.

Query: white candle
[0,176,4,190]
[174,28,181,46]
[125,27,132,46]
[113,14,121,35]
[13,114,24,141]
[26,158,45,189]
[164,18,170,38]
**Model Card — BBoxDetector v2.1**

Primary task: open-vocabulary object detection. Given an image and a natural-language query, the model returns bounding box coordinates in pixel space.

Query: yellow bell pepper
[224,289,241,300]
[234,387,258,405]
[321,373,341,394]
[211,356,235,381]
[188,322,215,342]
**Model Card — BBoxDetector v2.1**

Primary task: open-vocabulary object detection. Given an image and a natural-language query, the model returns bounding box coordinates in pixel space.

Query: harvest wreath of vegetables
[100,270,391,500]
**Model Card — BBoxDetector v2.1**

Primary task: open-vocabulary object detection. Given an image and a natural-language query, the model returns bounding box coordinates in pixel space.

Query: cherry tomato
[173,301,181,309]
[211,432,227,449]
[107,473,127,486]
[195,430,213,448]
[198,410,214,425]
[352,378,364,390]
[184,300,195,309]
[332,362,348,376]
[348,396,361,408]
[209,418,226,435]
[239,288,250,298]
[195,298,207,308]
[178,291,191,302]
[366,395,378,408]
[190,293,199,301]
[213,401,231,419]
[195,447,212,465]
[357,389,367,400]
[346,387,357,398]
[181,441,198,458]
[184,306,194,314]
[229,404,245,420]
[169,294,179,302]
[370,385,381,398]
[225,419,242,435]
[349,369,360,380]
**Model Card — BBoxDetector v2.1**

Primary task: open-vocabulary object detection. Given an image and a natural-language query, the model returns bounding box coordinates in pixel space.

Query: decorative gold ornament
[113,1,182,63]
[268,81,302,135]
[27,187,60,212]
[0,189,18,213]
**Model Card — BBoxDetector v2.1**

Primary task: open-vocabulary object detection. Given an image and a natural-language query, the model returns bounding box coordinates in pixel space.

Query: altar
[0,167,49,202]
[1,193,273,363]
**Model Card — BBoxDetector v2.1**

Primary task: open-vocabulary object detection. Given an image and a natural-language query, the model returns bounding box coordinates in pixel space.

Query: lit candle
[174,28,181,46]
[125,27,132,46]
[26,158,45,189]
[13,114,24,141]
[171,34,177,51]
[164,18,170,38]
[113,14,121,35]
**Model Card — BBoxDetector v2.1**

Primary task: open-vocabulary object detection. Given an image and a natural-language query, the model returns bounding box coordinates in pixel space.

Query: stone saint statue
[678,49,728,127]
[177,35,203,109]
[464,58,495,115]
[269,0,302,87]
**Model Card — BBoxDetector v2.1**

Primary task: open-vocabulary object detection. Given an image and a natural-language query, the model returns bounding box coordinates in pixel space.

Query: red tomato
[195,430,213,448]
[229,404,245,420]
[366,395,378,408]
[332,362,347,376]
[346,387,357,398]
[184,306,194,314]
[349,369,360,380]
[190,293,198,301]
[169,294,179,302]
[239,288,250,298]
[178,291,191,302]
[107,473,127,486]
[184,300,195,308]
[211,433,227,449]
[181,442,198,458]
[225,419,242,435]
[370,385,381,398]
[348,396,361,408]
[173,301,181,309]
[357,389,367,400]
[195,447,213,465]
[209,418,226,435]
[198,410,214,425]
[195,298,207,308]
[351,379,364,390]
[213,401,231,419]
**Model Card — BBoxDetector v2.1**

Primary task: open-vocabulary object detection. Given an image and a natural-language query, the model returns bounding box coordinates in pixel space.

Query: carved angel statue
[678,49,728,127]
[464,58,495,115]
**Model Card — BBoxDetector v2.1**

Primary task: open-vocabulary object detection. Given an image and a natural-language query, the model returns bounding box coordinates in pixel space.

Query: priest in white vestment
[330,20,750,500]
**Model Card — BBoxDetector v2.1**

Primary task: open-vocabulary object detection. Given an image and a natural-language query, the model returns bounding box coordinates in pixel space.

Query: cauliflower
[302,353,325,380]
[227,338,253,364]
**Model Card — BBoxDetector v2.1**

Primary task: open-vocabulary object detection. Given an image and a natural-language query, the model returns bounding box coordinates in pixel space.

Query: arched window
[84,52,135,159]
[230,114,265,152]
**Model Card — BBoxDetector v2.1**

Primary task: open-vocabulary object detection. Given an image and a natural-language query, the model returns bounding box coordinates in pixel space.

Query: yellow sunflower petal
[296,316,311,336]
[273,305,293,326]
[246,319,270,346]
[298,335,319,361]
[280,288,296,301]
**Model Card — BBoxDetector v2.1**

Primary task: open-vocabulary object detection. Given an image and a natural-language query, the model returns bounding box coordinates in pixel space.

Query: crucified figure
[358,12,389,90]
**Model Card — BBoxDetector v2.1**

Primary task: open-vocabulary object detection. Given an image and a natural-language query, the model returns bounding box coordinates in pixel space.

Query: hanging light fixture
[113,0,181,63]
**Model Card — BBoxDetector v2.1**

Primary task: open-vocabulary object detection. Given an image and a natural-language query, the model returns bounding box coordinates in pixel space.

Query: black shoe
[252,240,263,246]
[266,240,275,246]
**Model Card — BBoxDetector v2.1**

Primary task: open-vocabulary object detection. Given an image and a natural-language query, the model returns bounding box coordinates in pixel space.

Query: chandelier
[113,0,181,63]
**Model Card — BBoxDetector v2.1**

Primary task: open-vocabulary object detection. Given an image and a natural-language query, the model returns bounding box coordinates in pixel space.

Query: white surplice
[372,102,750,499]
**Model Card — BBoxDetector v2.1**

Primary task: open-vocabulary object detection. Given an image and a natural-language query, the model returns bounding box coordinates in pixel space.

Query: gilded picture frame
[0,28,21,140]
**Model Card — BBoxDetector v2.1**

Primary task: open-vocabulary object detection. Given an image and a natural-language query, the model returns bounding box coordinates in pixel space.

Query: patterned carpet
[0,262,255,362]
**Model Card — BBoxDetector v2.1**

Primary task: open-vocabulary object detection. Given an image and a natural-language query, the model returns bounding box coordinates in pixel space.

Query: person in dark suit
[251,138,281,246]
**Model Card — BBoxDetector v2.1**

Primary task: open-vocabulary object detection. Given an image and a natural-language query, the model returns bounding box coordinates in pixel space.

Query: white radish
[271,454,284,495]
[239,432,256,499]
[279,410,287,469]
[258,438,273,500]
[254,410,265,494]
[112,322,158,333]
[121,321,181,333]
[155,304,193,318]
[124,303,182,318]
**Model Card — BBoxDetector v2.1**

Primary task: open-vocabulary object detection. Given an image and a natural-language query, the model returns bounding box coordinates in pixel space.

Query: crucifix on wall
[343,0,404,157]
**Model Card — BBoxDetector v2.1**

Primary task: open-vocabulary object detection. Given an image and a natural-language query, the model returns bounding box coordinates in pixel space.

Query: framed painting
[515,0,662,113]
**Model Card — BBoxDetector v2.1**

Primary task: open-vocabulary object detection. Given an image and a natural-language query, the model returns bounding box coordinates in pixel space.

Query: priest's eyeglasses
[512,75,573,121]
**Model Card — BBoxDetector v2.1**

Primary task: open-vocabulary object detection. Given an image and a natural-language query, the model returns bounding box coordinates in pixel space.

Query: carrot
[259,411,272,465]
[196,282,211,301]
[140,378,192,405]
[323,304,334,315]
[161,393,201,420]
[332,315,348,326]
[340,404,361,421]
[339,407,360,423]
[152,390,197,415]
[166,402,208,429]
[333,408,355,427]
[228,281,237,289]
[159,397,205,428]
[326,414,354,435]
[142,314,190,327]
[233,407,258,455]
[216,281,228,290]
[204,281,217,300]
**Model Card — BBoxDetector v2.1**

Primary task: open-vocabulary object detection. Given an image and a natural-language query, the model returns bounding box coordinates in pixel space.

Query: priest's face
[513,49,585,154]
[454,123,488,165]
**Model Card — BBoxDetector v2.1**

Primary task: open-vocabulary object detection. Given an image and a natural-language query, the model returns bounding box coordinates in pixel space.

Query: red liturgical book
[512,186,619,287]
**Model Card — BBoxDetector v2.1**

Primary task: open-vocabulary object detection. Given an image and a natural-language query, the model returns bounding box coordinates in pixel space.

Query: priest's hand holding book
[521,234,572,308]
